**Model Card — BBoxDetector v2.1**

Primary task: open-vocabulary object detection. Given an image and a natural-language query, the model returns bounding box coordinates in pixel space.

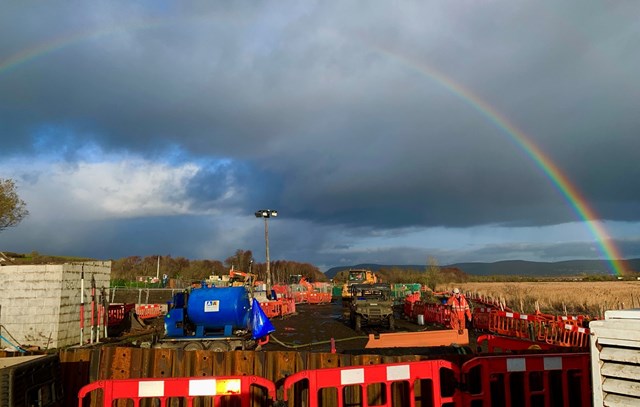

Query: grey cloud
[1,1,639,264]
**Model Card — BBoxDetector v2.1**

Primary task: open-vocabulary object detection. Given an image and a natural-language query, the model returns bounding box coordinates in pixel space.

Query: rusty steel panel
[108,346,134,379]
[306,351,340,370]
[150,347,174,378]
[59,348,94,407]
[192,349,214,376]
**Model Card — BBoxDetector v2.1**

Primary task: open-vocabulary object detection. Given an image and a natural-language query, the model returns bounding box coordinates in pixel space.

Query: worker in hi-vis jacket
[447,287,472,334]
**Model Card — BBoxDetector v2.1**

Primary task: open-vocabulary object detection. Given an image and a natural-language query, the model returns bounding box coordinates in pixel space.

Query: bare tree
[424,256,442,291]
[0,178,29,231]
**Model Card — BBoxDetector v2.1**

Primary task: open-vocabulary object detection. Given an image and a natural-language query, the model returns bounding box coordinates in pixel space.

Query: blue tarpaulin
[251,298,275,339]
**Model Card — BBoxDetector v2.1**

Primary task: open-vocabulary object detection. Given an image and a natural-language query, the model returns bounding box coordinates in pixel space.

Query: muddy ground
[263,301,370,353]
[261,301,474,356]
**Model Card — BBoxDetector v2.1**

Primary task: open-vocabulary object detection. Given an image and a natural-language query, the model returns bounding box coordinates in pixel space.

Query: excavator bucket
[127,310,148,333]
[365,329,469,349]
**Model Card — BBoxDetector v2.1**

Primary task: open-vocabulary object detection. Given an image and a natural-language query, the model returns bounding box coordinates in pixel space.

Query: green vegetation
[1,251,95,265]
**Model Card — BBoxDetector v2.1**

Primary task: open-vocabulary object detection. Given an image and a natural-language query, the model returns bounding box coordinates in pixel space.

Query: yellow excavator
[340,269,378,305]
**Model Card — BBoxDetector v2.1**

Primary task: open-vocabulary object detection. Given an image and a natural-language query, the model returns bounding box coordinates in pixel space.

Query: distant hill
[325,259,640,278]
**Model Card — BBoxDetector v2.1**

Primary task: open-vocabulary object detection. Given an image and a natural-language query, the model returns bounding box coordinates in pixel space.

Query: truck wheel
[183,342,204,351]
[208,342,230,352]
[388,315,395,331]
[355,315,362,332]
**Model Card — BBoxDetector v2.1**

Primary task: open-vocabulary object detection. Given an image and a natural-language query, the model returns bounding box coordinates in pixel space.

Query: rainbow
[0,28,111,76]
[0,28,627,275]
[0,17,177,76]
[375,47,626,276]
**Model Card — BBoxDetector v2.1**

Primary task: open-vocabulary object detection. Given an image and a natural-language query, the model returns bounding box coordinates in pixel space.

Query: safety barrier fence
[307,291,332,304]
[405,296,591,349]
[477,334,562,352]
[410,301,451,327]
[135,303,164,319]
[461,352,591,406]
[274,283,333,305]
[473,308,591,349]
[77,375,276,407]
[259,298,296,319]
[76,353,592,406]
[107,303,136,326]
[403,292,421,318]
[282,359,458,407]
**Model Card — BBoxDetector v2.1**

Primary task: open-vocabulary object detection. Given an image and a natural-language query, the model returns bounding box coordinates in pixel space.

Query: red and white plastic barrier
[461,353,591,406]
[281,359,459,407]
[79,354,594,406]
[77,375,276,407]
[135,304,164,319]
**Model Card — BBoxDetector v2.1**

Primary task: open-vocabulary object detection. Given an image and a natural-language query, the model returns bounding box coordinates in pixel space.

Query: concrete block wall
[0,262,111,349]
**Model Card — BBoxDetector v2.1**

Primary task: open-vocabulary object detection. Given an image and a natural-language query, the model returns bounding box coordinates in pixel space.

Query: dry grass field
[445,281,640,318]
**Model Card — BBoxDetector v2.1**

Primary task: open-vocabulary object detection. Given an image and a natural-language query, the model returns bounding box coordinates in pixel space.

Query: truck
[348,283,395,332]
[161,285,274,351]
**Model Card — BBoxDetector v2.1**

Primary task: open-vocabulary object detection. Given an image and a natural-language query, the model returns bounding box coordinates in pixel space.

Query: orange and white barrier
[77,375,276,407]
[135,304,164,319]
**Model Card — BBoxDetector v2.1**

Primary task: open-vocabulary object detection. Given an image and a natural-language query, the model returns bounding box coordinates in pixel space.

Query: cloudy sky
[1,1,639,271]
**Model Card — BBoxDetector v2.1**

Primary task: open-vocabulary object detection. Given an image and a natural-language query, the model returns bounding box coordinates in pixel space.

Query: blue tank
[186,286,250,331]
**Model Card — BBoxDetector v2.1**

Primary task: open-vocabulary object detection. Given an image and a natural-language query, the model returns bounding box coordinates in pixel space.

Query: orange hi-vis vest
[447,295,472,318]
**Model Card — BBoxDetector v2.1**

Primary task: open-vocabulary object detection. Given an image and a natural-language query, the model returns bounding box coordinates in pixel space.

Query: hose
[0,324,27,352]
[269,334,368,349]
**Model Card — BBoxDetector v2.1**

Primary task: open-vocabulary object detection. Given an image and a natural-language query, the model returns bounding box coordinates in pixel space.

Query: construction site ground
[110,289,474,355]
[262,301,475,356]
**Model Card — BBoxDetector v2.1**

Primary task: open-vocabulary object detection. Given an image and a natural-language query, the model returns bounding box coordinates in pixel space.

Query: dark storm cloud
[1,0,639,237]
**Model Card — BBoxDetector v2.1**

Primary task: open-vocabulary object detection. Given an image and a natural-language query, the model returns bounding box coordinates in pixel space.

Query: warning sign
[204,300,219,312]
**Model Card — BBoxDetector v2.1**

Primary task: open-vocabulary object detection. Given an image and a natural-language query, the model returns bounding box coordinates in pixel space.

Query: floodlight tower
[255,209,278,292]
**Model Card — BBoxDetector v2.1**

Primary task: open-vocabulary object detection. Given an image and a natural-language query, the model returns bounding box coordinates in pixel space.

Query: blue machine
[164,285,273,340]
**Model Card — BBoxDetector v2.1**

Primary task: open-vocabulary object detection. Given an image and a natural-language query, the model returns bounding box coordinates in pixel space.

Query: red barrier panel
[107,303,135,326]
[461,353,591,407]
[135,304,163,319]
[472,307,491,330]
[282,359,460,407]
[476,334,561,353]
[476,309,591,349]
[78,375,276,407]
[403,292,420,318]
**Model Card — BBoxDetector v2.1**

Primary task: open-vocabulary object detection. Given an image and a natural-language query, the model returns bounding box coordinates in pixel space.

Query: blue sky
[1,1,639,271]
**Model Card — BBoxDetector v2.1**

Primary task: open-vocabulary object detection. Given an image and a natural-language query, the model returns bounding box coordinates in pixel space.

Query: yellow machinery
[340,269,378,302]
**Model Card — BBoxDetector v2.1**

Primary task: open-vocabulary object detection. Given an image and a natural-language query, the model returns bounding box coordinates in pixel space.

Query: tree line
[111,249,328,284]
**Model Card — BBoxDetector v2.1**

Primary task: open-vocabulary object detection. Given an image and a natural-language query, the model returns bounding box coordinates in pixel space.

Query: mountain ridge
[324,258,640,278]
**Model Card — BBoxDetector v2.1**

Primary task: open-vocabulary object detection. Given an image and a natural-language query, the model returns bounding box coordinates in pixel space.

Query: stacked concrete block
[0,262,111,349]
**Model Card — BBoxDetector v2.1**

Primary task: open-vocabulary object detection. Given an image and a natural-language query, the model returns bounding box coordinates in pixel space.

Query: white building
[0,261,111,349]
